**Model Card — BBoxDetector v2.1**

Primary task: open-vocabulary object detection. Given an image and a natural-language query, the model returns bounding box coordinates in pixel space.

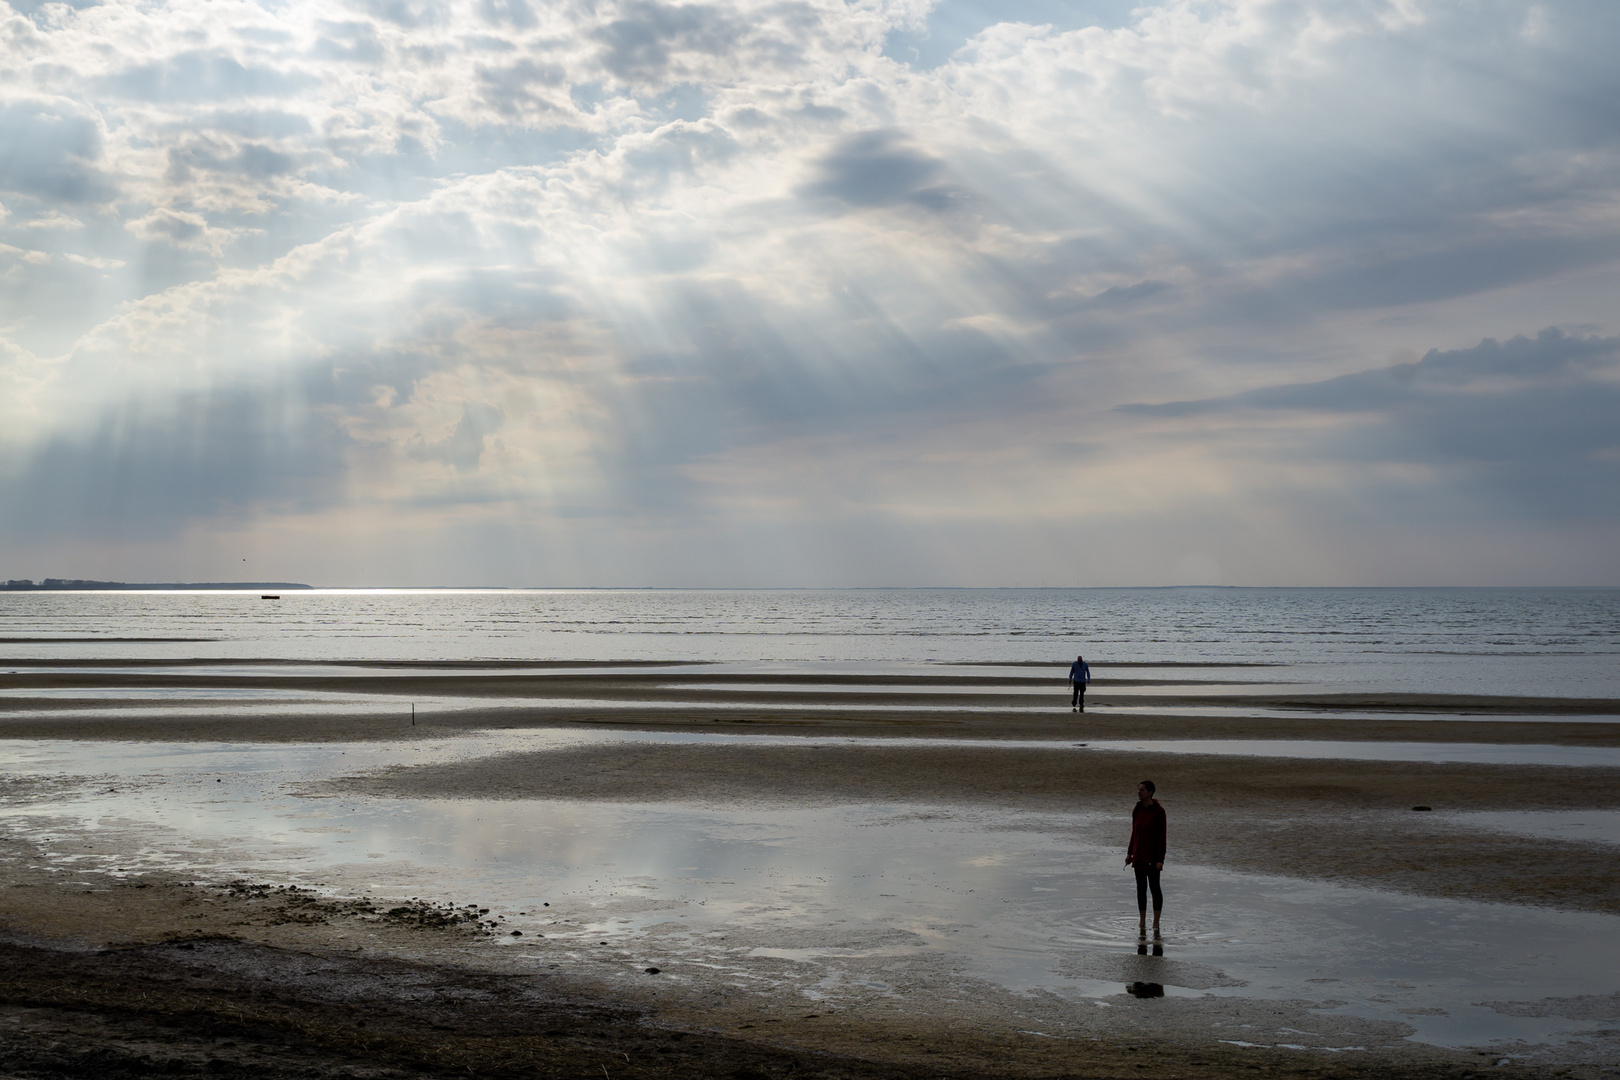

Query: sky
[1,0,1618,587]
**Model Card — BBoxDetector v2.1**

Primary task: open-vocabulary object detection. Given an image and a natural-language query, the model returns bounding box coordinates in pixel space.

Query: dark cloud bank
[1119,329,1620,519]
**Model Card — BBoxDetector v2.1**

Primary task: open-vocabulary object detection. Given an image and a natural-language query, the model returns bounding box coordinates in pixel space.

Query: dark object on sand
[645,967,661,974]
[1126,981,1164,998]
[261,595,280,600]
[511,930,522,936]
[1412,805,1432,811]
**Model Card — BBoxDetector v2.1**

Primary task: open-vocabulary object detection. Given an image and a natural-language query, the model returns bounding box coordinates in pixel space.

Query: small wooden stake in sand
[411,703,415,727]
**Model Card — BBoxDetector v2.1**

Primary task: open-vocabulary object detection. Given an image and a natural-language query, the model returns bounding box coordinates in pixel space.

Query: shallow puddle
[1077,738,1620,766]
[1091,702,1620,722]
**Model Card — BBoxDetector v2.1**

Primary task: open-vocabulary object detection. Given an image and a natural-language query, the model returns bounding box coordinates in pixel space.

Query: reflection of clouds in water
[6,736,1620,1059]
[1438,810,1620,847]
[1078,740,1620,768]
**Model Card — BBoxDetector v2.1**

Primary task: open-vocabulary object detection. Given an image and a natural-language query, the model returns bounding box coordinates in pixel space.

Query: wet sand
[4,660,1619,712]
[2,661,1618,1078]
[320,742,1620,915]
[3,660,1619,745]
[0,840,1555,1080]
[5,703,1620,746]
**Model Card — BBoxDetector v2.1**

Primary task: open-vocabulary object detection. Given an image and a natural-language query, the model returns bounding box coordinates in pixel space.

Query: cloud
[165,137,301,182]
[194,109,314,139]
[104,50,317,102]
[0,99,115,204]
[0,383,354,540]
[310,21,387,64]
[796,129,952,209]
[125,207,246,254]
[477,0,536,31]
[476,57,570,120]
[591,1,750,83]
[1118,329,1620,520]
[360,0,443,31]
[407,403,504,472]
[22,210,84,228]
[1118,329,1620,417]
[2,0,1619,583]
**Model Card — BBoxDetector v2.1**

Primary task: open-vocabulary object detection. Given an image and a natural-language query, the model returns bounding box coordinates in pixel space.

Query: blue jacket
[1069,661,1091,684]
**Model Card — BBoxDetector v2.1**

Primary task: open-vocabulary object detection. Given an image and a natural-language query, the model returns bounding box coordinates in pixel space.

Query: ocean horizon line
[4,581,1617,593]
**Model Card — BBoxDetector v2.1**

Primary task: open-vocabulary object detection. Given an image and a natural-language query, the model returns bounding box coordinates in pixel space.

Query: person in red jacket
[1126,780,1166,938]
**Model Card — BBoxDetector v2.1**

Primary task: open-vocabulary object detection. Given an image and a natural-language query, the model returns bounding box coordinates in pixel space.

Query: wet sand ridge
[324,741,1620,915]
[4,659,1617,715]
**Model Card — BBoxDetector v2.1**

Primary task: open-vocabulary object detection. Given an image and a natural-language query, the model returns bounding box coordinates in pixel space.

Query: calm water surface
[2,588,1617,697]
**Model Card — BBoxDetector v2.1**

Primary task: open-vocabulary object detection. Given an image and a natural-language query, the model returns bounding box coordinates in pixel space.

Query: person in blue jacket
[1068,654,1091,710]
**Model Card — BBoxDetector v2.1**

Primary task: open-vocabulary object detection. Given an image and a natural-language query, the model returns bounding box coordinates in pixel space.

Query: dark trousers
[1134,863,1163,913]
[1071,682,1086,707]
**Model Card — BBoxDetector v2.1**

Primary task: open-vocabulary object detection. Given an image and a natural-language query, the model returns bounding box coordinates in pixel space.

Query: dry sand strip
[320,742,1620,915]
[0,845,1543,1080]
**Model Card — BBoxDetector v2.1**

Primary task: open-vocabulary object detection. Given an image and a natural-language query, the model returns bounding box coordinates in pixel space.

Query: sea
[1,586,1617,698]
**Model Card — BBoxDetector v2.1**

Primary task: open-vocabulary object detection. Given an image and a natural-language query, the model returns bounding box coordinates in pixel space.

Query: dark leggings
[1134,863,1163,913]
[1071,683,1086,706]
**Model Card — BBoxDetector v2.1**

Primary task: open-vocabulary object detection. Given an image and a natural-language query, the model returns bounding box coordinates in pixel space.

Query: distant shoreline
[1,579,314,591]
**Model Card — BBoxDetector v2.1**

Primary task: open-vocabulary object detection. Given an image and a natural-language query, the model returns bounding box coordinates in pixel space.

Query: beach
[3,646,1619,1079]
[7,0,1620,1053]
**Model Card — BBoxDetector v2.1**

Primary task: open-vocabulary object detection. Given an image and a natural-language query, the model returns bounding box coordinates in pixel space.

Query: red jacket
[1127,799,1166,866]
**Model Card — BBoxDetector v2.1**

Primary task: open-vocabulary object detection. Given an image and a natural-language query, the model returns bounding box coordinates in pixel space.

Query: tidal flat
[2,658,1618,1079]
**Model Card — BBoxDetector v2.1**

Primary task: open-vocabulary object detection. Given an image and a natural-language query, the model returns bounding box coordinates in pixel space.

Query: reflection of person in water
[1126,780,1167,938]
[1068,654,1091,710]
